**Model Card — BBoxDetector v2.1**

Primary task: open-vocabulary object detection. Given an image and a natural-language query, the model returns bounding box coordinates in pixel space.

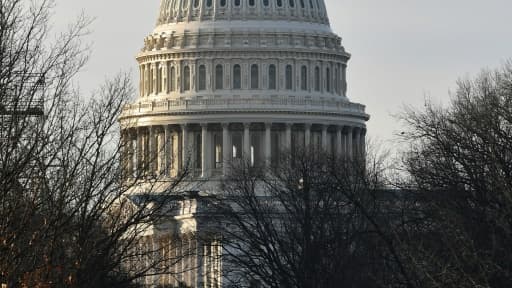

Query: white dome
[121,0,368,185]
[138,0,354,103]
[120,3,369,285]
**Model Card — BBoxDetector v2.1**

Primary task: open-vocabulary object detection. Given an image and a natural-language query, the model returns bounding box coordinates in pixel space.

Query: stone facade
[119,0,369,286]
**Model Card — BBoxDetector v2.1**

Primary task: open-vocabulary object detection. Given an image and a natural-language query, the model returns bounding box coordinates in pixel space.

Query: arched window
[285,65,293,90]
[326,67,331,93]
[184,66,191,91]
[314,66,320,91]
[170,66,176,92]
[249,0,255,6]
[233,64,241,89]
[198,65,206,91]
[301,66,308,91]
[263,0,269,6]
[194,0,200,8]
[234,0,240,6]
[206,0,212,7]
[215,64,224,90]
[300,0,305,8]
[289,0,295,8]
[309,0,313,8]
[251,64,259,89]
[220,0,226,7]
[268,64,276,90]
[277,0,283,7]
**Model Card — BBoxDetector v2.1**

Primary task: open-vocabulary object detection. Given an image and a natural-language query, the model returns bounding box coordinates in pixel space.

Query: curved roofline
[157,0,330,26]
[152,19,333,35]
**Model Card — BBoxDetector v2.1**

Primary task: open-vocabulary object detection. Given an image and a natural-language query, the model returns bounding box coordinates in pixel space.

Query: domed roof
[157,0,330,26]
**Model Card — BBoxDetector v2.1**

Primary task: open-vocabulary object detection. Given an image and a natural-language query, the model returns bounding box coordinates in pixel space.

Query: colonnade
[139,60,348,98]
[122,122,366,179]
[132,234,221,288]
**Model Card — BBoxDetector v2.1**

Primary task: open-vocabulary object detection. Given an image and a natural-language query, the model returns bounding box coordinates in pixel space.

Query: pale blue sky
[53,0,512,145]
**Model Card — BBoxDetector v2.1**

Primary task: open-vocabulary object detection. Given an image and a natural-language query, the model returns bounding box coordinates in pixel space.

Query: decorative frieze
[142,31,345,53]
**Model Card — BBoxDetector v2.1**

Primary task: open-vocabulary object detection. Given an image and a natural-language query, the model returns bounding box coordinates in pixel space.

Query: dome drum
[135,58,350,101]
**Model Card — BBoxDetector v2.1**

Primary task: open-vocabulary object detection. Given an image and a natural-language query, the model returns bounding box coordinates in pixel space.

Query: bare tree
[0,1,190,287]
[215,148,415,288]
[399,62,512,288]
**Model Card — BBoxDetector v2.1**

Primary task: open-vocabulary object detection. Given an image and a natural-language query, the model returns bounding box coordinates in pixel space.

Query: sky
[52,0,512,147]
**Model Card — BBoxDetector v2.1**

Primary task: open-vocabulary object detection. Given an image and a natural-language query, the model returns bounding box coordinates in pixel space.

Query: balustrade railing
[121,97,366,116]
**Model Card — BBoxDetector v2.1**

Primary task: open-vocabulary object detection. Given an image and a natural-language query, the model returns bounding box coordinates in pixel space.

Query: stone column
[285,123,292,151]
[198,0,204,21]
[346,126,353,159]
[354,128,361,158]
[342,127,348,157]
[187,0,193,21]
[144,64,149,97]
[243,123,251,160]
[304,123,312,149]
[181,124,189,171]
[165,125,171,176]
[157,132,164,174]
[151,237,158,286]
[141,64,146,97]
[163,61,168,93]
[361,128,367,158]
[341,64,348,96]
[121,130,128,178]
[321,125,328,151]
[201,123,209,178]
[149,126,156,175]
[139,65,144,97]
[152,63,157,95]
[336,126,343,158]
[129,130,136,177]
[195,238,204,287]
[222,123,231,176]
[136,127,144,174]
[264,123,272,168]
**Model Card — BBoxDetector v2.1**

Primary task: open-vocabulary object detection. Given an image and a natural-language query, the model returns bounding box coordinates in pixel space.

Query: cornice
[120,109,370,122]
[136,49,350,63]
[140,29,345,55]
[119,98,369,123]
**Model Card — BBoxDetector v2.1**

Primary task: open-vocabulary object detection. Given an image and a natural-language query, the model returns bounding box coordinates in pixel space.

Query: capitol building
[119,0,369,286]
